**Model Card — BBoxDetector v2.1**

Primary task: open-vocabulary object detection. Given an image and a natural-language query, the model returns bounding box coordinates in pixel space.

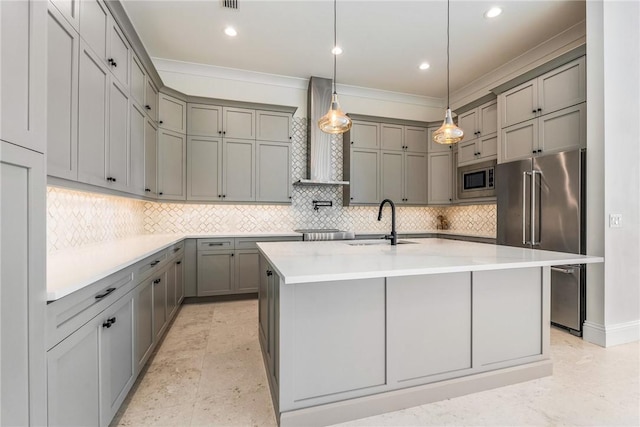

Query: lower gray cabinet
[166,256,184,319]
[197,251,235,296]
[176,257,185,304]
[152,271,167,341]
[258,255,279,387]
[134,277,154,371]
[235,250,260,292]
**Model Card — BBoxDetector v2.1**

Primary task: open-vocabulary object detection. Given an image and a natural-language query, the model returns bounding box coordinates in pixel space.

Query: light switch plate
[609,214,623,228]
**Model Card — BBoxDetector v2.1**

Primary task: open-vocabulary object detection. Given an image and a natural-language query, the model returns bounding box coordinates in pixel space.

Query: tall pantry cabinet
[0,0,48,425]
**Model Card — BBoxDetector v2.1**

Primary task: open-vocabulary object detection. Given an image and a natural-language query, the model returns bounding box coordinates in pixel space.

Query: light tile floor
[113,300,640,427]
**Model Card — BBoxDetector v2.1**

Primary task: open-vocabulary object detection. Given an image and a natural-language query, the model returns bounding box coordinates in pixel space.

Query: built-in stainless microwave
[457,160,496,199]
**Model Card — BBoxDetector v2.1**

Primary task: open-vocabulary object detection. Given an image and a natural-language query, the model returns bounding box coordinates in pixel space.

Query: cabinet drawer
[167,241,185,258]
[46,267,134,350]
[198,238,235,251]
[136,251,168,280]
[235,236,302,250]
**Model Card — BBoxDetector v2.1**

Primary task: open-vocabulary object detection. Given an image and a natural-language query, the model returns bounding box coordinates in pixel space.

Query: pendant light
[318,0,352,134]
[433,0,464,145]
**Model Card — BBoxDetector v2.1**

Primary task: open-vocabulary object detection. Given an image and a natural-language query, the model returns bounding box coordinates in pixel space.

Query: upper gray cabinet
[457,100,498,166]
[49,0,80,30]
[223,139,255,201]
[79,0,109,65]
[0,0,47,153]
[350,121,379,149]
[47,3,79,180]
[107,20,130,88]
[187,136,222,201]
[129,103,146,196]
[158,93,187,133]
[405,126,428,153]
[144,79,158,121]
[158,129,186,200]
[130,54,146,107]
[187,104,222,136]
[107,79,130,191]
[223,107,256,139]
[499,57,586,128]
[144,120,158,197]
[427,151,453,205]
[256,111,292,142]
[381,124,428,153]
[256,141,291,202]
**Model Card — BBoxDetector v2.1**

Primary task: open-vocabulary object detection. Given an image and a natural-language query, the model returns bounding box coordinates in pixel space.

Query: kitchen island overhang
[256,239,603,427]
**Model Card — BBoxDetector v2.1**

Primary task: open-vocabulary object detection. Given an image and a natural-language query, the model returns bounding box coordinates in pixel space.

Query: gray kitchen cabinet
[428,151,453,205]
[458,109,478,139]
[458,133,498,166]
[107,20,130,88]
[176,257,185,304]
[134,277,154,372]
[130,54,146,107]
[165,260,178,320]
[145,79,158,121]
[0,142,47,427]
[457,100,498,166]
[405,126,428,153]
[0,0,47,154]
[158,129,186,200]
[187,136,222,201]
[500,103,585,163]
[347,148,380,204]
[78,41,109,187]
[381,151,403,202]
[197,251,235,296]
[256,141,291,202]
[79,0,109,65]
[258,255,279,382]
[187,103,222,136]
[500,56,586,128]
[404,151,428,204]
[236,251,261,292]
[130,103,146,195]
[99,294,135,427]
[258,255,270,346]
[349,121,379,148]
[381,150,427,205]
[47,3,79,180]
[381,123,404,151]
[256,110,292,142]
[107,79,130,191]
[223,107,256,139]
[223,139,255,201]
[144,119,158,197]
[49,0,80,29]
[159,93,187,133]
[153,271,167,341]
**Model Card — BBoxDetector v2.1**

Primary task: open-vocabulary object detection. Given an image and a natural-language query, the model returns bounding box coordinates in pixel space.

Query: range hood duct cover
[295,76,349,186]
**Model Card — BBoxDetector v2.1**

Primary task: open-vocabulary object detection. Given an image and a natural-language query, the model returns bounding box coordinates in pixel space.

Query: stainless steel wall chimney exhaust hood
[294,76,349,186]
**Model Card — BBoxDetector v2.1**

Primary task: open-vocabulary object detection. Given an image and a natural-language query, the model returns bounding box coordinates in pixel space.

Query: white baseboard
[583,320,640,347]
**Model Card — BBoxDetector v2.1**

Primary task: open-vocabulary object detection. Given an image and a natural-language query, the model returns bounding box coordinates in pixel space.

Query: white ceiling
[122,0,585,98]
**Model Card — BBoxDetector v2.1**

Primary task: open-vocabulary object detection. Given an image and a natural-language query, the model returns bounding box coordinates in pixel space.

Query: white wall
[584,0,640,347]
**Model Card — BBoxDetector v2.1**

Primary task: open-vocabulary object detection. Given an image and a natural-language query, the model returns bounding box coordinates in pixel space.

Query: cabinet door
[457,139,479,166]
[47,319,100,427]
[134,278,154,371]
[0,0,47,153]
[1,143,46,427]
[130,54,146,107]
[458,109,478,137]
[538,104,586,155]
[256,141,291,202]
[404,152,427,205]
[428,126,450,153]
[381,151,404,203]
[175,258,184,304]
[47,5,79,180]
[152,272,167,341]
[256,110,291,142]
[405,126,428,153]
[129,103,146,195]
[500,119,538,163]
[381,124,404,151]
[349,121,379,148]
[197,252,234,296]
[158,129,186,200]
[107,21,129,88]
[78,42,109,186]
[187,136,222,201]
[144,119,158,196]
[165,261,177,320]
[187,104,222,136]
[349,148,380,204]
[428,151,452,205]
[258,256,269,345]
[144,79,158,121]
[107,79,130,190]
[478,134,498,160]
[538,57,586,115]
[501,80,537,128]
[223,139,255,201]
[235,251,260,292]
[223,107,255,139]
[159,93,187,133]
[79,0,108,62]
[50,0,80,29]
[100,295,134,427]
[479,101,498,136]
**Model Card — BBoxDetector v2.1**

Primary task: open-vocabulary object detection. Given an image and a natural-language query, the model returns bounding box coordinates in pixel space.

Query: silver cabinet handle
[551,266,578,274]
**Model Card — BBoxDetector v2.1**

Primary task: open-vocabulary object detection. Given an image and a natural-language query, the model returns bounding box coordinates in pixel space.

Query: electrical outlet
[609,214,623,228]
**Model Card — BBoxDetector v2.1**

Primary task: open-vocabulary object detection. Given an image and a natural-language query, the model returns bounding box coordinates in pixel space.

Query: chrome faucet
[377,199,397,245]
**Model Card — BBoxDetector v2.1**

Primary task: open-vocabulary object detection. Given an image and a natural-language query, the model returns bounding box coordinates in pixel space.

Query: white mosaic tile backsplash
[47,118,496,252]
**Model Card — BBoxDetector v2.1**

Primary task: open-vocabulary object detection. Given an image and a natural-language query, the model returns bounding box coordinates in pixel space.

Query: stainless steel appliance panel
[496,158,532,248]
[457,160,496,199]
[550,265,583,332]
[533,149,582,253]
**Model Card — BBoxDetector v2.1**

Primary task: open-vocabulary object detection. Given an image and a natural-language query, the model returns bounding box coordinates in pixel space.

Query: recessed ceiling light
[224,26,237,37]
[484,7,502,18]
[331,46,343,55]
[419,62,430,70]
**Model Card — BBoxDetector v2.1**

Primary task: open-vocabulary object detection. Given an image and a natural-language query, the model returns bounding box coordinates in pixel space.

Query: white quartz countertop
[357,229,496,239]
[257,239,603,285]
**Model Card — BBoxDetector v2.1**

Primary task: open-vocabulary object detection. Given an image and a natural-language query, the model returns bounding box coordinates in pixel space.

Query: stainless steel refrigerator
[496,148,586,336]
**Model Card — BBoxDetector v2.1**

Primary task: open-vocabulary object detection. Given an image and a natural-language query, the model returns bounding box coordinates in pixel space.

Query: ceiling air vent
[222,0,238,9]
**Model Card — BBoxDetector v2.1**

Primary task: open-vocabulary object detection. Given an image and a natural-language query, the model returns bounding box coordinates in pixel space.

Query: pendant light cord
[446,0,450,109]
[333,0,337,95]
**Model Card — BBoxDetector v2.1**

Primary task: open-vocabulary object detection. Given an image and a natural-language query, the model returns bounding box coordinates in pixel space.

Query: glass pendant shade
[433,108,464,144]
[318,93,352,134]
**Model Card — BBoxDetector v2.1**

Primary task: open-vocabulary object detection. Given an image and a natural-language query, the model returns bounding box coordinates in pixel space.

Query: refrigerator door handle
[522,171,526,244]
[551,266,579,274]
[531,170,540,246]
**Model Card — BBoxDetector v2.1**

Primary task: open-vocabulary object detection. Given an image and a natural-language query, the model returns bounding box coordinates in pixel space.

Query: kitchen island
[256,238,603,427]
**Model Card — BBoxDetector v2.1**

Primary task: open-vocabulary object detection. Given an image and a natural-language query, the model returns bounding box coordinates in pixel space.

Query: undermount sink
[346,240,418,246]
